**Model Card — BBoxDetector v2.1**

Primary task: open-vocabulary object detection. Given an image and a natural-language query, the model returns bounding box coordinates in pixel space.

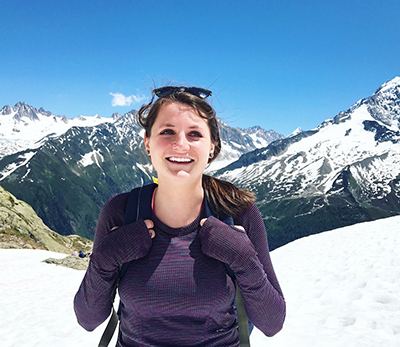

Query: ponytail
[202,174,256,218]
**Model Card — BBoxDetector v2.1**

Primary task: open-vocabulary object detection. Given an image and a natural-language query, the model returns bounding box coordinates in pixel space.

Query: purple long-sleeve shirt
[74,191,286,346]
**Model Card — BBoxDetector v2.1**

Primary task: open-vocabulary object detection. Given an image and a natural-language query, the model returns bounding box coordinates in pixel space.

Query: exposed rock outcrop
[0,184,92,254]
[43,255,90,270]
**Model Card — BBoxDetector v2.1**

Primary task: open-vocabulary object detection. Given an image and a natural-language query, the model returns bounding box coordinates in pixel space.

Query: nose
[172,132,190,151]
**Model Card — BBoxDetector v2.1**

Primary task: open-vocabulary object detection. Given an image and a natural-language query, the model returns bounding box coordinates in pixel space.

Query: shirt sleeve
[233,203,286,337]
[73,193,152,331]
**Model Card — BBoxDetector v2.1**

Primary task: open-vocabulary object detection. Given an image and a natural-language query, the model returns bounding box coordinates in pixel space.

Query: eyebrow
[158,123,202,129]
[159,123,175,128]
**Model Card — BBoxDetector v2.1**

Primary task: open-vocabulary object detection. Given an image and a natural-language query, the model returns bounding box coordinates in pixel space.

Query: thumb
[144,219,154,230]
[200,218,207,227]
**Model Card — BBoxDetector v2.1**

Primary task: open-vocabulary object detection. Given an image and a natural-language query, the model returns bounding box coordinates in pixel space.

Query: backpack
[98,183,252,347]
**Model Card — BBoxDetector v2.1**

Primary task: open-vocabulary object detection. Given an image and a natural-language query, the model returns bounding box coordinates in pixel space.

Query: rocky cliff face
[0,184,92,253]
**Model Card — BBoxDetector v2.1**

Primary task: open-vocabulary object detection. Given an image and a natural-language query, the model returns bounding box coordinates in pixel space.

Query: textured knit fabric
[74,191,286,346]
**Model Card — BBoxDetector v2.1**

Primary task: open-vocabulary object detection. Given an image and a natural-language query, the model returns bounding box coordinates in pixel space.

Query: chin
[164,170,202,183]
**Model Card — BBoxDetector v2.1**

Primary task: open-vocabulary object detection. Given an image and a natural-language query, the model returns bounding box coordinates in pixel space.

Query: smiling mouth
[166,157,194,163]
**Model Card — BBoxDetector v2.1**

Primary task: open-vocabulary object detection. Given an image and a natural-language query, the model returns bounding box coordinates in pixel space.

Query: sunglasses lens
[185,88,212,99]
[153,86,212,99]
[154,87,180,98]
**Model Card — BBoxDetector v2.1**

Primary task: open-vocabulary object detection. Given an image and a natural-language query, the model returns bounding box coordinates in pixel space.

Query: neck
[154,177,204,228]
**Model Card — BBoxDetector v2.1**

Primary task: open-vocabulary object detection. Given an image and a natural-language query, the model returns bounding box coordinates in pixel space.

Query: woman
[74,86,286,346]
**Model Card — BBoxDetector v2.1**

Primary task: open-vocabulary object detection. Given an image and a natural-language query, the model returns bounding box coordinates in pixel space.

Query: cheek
[153,138,170,151]
[199,144,213,162]
[148,136,164,150]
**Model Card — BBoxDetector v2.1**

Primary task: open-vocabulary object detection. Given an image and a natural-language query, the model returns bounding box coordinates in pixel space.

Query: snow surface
[78,150,104,168]
[1,216,399,346]
[378,77,400,94]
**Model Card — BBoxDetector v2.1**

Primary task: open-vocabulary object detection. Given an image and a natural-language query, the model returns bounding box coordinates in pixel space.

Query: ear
[144,133,150,152]
[210,142,216,154]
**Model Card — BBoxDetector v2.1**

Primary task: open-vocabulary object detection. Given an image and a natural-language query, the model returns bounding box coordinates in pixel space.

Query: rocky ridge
[0,184,92,253]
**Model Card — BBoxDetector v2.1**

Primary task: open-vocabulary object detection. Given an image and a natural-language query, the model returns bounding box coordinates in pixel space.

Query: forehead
[155,102,209,127]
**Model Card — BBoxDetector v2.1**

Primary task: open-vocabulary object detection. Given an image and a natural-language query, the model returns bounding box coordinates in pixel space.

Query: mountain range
[0,102,282,240]
[1,77,399,248]
[216,76,400,249]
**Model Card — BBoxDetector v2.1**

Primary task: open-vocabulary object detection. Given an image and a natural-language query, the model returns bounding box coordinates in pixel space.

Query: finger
[149,229,156,239]
[144,219,154,229]
[200,218,207,227]
[234,225,245,232]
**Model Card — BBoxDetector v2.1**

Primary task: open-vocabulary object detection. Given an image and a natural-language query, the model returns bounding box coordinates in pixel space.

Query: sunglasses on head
[152,86,212,99]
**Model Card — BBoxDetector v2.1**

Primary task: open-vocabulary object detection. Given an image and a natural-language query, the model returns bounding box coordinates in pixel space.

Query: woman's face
[144,102,215,184]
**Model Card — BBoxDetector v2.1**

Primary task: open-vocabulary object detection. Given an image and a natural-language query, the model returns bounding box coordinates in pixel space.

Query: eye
[189,131,203,138]
[160,129,174,135]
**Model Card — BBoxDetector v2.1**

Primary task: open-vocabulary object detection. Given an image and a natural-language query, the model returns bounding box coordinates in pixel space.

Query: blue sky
[1,0,399,136]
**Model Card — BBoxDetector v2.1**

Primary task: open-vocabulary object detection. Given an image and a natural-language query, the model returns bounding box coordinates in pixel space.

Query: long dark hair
[137,90,255,217]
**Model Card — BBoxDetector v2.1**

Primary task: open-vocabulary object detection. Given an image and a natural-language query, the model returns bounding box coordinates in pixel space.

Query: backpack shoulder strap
[98,183,157,347]
[203,196,252,346]
[123,183,157,225]
[203,197,234,226]
[119,183,157,278]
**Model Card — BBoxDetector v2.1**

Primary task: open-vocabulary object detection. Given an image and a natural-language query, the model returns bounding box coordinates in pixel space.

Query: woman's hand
[93,219,155,271]
[111,219,155,239]
[199,217,253,267]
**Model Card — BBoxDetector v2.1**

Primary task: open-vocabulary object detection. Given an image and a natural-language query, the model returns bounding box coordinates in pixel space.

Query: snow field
[1,216,399,346]
[251,216,400,347]
[0,250,118,347]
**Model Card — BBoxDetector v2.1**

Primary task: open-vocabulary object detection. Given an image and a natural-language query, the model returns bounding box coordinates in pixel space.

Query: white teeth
[168,157,193,163]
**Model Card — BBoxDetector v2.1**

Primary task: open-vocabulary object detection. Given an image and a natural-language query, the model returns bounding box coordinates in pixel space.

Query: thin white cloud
[110,92,147,107]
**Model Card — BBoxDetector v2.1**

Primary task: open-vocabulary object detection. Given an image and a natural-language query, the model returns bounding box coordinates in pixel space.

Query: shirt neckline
[150,188,206,236]
[150,205,205,237]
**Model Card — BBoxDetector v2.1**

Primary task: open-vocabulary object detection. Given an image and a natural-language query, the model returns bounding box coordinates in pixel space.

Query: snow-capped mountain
[0,102,281,239]
[210,120,284,170]
[0,111,150,239]
[217,76,400,249]
[0,102,113,159]
[0,102,281,166]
